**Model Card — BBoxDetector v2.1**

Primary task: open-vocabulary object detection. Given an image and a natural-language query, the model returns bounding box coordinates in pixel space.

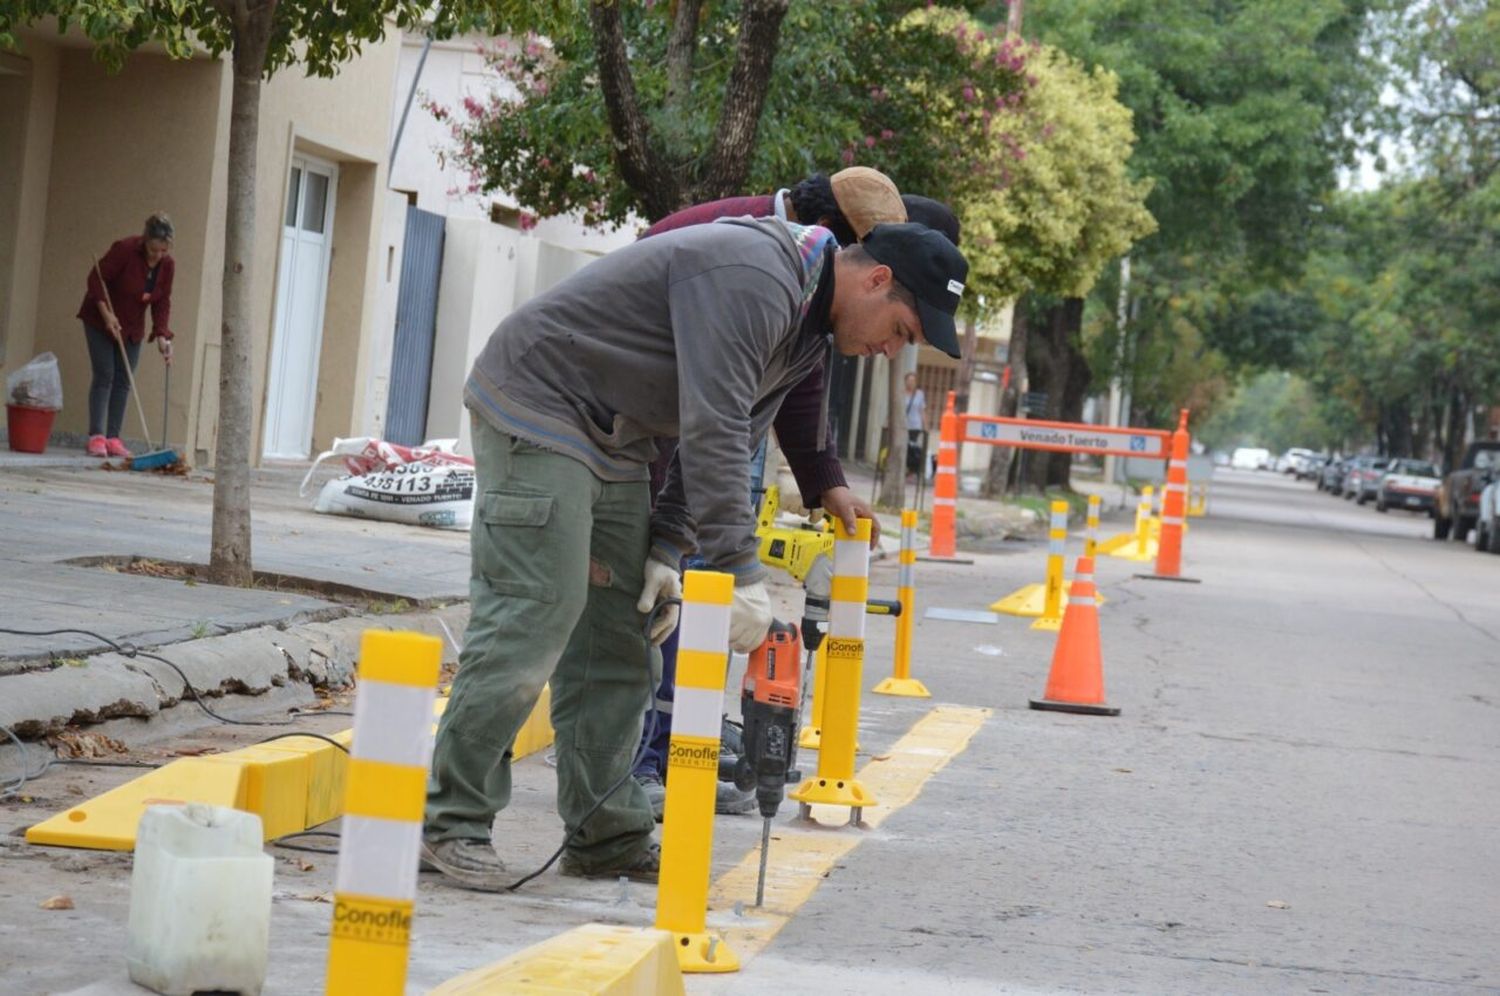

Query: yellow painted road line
[705,705,990,965]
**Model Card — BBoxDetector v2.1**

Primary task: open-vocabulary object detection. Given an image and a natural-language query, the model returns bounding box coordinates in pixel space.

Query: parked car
[1375,459,1441,513]
[1231,447,1272,470]
[1434,442,1500,541]
[1344,455,1391,502]
[1475,480,1500,553]
[1298,454,1329,482]
[1277,448,1317,475]
[1319,457,1350,493]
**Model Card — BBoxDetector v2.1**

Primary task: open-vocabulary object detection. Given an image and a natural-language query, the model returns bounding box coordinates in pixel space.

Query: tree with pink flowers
[429,2,1033,226]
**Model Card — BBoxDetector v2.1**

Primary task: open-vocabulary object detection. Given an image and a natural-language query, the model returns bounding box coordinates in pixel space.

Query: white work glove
[637,558,682,645]
[729,581,773,653]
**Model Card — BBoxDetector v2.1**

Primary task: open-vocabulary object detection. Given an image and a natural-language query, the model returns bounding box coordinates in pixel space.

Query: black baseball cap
[861,222,969,359]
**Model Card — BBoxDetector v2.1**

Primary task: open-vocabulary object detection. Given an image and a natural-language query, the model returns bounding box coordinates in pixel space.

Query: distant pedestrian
[78,213,176,458]
[904,371,927,480]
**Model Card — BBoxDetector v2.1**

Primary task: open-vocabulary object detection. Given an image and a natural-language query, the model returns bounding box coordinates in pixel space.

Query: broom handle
[91,254,156,451]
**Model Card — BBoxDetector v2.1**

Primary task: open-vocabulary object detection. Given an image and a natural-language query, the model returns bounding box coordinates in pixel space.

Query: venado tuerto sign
[961,417,1170,459]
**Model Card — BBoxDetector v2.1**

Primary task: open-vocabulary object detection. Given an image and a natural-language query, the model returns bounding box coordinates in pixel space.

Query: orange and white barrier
[927,392,960,559]
[1140,411,1200,583]
[1028,557,1118,717]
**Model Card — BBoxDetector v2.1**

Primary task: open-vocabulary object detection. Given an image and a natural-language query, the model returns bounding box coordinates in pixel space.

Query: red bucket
[6,404,57,454]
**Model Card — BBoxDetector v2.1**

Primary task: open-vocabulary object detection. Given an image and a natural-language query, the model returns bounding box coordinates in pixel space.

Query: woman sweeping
[77,213,175,458]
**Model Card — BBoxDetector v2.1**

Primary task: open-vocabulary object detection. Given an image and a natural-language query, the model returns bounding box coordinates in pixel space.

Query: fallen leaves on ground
[39,895,73,910]
[1266,900,1291,909]
[47,729,127,759]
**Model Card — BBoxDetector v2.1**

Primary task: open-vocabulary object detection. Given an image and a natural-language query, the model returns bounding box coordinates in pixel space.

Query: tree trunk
[878,358,906,508]
[984,300,1028,497]
[701,0,790,199]
[1022,302,1061,491]
[1051,298,1092,487]
[954,315,979,414]
[1442,384,1467,472]
[589,2,679,218]
[209,12,274,587]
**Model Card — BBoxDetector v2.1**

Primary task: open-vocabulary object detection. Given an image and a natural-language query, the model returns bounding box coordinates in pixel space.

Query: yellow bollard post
[1084,494,1101,559]
[797,640,827,750]
[1030,501,1069,632]
[654,570,739,975]
[792,517,876,825]
[1188,482,1208,517]
[874,509,930,698]
[325,631,441,996]
[1137,486,1154,546]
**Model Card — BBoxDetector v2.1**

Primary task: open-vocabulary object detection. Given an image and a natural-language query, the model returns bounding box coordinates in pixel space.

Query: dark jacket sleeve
[149,257,174,340]
[773,362,846,508]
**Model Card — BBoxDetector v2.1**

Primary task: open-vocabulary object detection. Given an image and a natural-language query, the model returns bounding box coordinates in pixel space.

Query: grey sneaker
[419,838,509,892]
[559,842,661,883]
[715,780,758,816]
[636,772,666,822]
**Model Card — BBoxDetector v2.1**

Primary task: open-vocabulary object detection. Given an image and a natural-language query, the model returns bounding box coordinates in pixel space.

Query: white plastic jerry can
[127,803,273,996]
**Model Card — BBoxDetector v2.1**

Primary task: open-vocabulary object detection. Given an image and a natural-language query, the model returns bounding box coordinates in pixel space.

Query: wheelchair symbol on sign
[979,423,999,440]
[1128,436,1147,452]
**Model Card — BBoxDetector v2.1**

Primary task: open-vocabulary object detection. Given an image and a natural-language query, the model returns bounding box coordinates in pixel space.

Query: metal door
[384,205,445,445]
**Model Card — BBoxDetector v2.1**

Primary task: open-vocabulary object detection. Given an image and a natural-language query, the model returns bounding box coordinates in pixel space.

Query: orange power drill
[734,619,804,905]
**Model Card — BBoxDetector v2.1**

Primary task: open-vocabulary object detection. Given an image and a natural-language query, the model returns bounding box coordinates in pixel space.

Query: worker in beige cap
[640,167,907,244]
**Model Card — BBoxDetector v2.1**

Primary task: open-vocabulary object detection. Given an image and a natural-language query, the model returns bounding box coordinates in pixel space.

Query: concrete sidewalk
[0,451,475,744]
[0,445,1119,748]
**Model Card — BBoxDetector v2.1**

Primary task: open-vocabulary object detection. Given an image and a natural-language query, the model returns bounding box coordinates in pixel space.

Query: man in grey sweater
[421,218,967,891]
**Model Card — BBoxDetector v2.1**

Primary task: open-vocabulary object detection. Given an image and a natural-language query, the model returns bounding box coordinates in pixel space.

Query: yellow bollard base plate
[1029,615,1064,632]
[1103,539,1157,562]
[671,931,739,975]
[798,726,821,750]
[430,923,687,994]
[790,775,876,809]
[873,676,931,698]
[989,583,1043,616]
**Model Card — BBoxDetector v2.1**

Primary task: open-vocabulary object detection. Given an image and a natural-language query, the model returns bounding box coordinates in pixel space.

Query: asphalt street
[2,467,1496,994]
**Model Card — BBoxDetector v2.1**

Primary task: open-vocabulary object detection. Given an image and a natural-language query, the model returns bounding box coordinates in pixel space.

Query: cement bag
[7,352,63,410]
[312,463,475,529]
[299,436,472,496]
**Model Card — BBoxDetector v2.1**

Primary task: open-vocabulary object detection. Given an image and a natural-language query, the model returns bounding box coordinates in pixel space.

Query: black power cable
[0,625,349,800]
[3,604,678,892]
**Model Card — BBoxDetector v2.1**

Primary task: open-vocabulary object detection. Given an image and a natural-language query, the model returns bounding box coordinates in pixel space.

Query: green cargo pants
[424,416,657,870]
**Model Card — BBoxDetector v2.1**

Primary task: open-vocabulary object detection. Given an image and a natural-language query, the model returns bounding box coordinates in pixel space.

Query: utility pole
[1102,255,1130,492]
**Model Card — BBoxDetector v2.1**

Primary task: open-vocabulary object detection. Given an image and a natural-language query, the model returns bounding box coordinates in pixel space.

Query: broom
[92,254,179,470]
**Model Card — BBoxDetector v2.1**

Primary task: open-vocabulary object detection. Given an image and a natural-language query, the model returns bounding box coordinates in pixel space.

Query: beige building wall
[0,43,59,375]
[30,46,222,444]
[249,32,401,462]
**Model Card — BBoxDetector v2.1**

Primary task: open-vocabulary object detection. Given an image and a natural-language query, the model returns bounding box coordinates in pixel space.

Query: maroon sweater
[642,194,846,507]
[78,236,175,344]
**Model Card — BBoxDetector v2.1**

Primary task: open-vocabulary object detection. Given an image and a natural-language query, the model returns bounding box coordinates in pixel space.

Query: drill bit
[755,816,772,907]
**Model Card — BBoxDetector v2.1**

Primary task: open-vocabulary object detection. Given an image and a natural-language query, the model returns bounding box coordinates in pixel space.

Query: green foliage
[430,2,1031,225]
[1198,370,1356,453]
[1022,0,1383,425]
[0,1,564,78]
[923,22,1157,304]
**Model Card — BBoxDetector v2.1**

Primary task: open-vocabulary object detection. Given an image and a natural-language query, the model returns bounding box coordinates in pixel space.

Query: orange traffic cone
[1029,556,1120,716]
